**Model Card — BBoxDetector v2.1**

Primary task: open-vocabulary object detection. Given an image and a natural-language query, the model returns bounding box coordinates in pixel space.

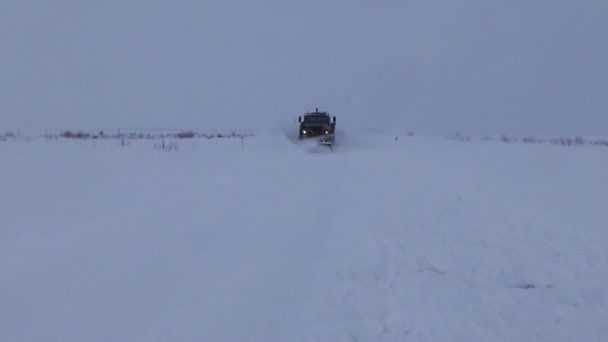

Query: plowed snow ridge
[1,133,607,341]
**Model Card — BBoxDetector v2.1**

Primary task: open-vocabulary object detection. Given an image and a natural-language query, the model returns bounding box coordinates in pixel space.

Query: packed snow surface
[1,132,607,341]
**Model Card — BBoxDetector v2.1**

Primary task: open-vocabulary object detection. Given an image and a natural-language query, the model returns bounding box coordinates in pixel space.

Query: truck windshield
[303,115,330,124]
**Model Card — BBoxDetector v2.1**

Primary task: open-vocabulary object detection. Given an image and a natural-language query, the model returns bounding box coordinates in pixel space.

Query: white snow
[1,133,607,341]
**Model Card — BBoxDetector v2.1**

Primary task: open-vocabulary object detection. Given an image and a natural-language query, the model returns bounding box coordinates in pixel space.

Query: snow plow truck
[298,108,336,146]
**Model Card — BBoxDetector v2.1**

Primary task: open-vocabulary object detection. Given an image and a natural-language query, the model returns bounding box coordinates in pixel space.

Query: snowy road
[1,133,607,341]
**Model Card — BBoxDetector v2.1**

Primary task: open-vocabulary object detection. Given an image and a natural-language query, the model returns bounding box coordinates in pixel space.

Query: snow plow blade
[299,134,334,146]
[318,137,334,146]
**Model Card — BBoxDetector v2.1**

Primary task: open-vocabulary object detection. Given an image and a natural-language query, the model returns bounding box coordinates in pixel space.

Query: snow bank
[1,134,606,341]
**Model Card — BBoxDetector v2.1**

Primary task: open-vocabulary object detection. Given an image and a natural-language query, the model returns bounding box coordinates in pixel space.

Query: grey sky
[1,0,607,136]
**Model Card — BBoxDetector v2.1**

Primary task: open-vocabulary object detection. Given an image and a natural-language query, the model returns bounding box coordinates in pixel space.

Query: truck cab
[298,108,336,144]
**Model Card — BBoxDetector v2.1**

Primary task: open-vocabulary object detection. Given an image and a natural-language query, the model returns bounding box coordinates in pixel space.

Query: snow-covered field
[1,132,607,341]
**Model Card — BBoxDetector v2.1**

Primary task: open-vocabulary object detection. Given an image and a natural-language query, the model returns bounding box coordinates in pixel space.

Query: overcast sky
[1,0,607,136]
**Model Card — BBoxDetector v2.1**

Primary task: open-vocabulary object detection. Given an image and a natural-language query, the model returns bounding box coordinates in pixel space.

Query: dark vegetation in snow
[3,129,607,150]
[447,133,608,148]
[0,131,15,141]
[50,130,253,141]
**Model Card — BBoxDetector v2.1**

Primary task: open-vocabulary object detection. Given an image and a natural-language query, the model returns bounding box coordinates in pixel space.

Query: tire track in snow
[307,147,398,341]
[173,135,350,341]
